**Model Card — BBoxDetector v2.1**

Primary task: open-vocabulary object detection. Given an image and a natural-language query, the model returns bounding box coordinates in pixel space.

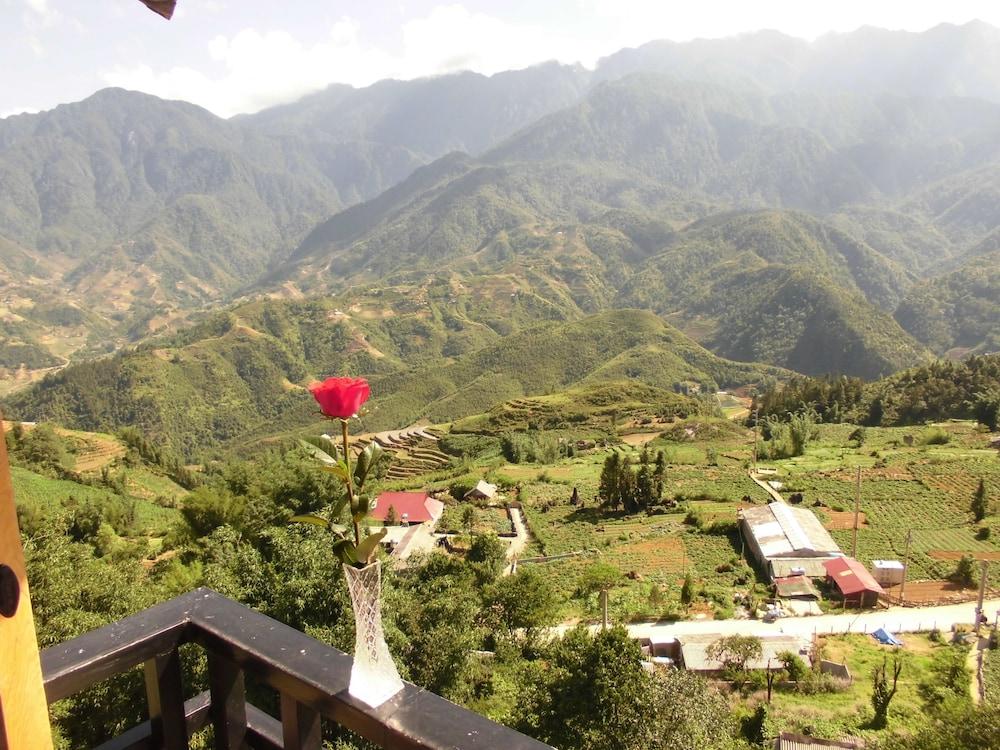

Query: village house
[824,557,884,608]
[739,502,844,580]
[464,479,498,502]
[371,491,444,526]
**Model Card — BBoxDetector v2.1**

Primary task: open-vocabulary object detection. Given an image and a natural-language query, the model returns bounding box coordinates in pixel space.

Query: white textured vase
[343,559,404,707]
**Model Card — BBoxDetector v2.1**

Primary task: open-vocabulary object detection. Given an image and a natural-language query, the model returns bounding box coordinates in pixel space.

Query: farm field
[766,634,971,740]
[438,504,513,536]
[11,465,181,536]
[454,418,1000,619]
[771,422,1000,584]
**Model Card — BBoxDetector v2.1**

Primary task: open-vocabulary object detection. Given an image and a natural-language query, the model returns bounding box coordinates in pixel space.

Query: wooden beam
[0,419,54,749]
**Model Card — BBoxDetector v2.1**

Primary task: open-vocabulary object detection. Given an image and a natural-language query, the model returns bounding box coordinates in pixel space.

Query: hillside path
[504,508,530,575]
[749,471,785,503]
[557,598,1000,641]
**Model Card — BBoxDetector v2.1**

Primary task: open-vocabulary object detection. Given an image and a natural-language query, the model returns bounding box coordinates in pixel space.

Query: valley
[3,15,1000,750]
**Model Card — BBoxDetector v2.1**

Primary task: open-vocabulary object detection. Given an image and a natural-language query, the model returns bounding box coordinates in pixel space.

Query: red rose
[309,377,370,419]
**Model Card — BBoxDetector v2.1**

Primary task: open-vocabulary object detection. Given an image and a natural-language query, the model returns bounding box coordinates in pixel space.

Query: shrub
[976,526,991,541]
[778,650,807,682]
[920,427,951,446]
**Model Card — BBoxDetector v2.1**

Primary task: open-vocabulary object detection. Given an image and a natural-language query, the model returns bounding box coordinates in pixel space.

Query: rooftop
[741,503,842,559]
[824,557,885,596]
[371,491,444,524]
[678,634,811,672]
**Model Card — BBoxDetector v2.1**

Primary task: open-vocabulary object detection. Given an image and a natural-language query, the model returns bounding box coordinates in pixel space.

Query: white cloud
[98,0,1000,118]
[104,19,399,117]
[24,0,61,27]
[100,4,592,117]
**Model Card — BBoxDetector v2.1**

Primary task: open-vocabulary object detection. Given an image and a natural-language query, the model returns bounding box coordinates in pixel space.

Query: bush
[951,555,978,588]
[976,526,991,541]
[920,427,951,446]
[778,650,808,682]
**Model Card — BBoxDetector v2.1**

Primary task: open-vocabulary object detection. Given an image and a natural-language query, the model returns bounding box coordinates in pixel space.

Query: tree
[866,396,885,427]
[653,450,666,500]
[680,572,695,605]
[461,504,477,536]
[599,452,622,510]
[706,635,763,673]
[952,555,978,588]
[467,533,506,580]
[871,655,903,729]
[777,650,807,682]
[517,627,739,750]
[483,567,557,640]
[635,462,653,510]
[13,422,72,474]
[577,562,621,609]
[972,478,988,523]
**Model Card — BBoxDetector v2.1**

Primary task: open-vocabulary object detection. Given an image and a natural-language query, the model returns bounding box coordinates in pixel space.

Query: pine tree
[619,456,636,513]
[653,450,666,500]
[680,572,694,605]
[972,478,988,523]
[636,463,653,511]
[599,453,622,510]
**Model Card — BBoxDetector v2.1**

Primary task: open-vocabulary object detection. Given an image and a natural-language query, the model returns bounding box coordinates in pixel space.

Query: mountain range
[2,21,999,442]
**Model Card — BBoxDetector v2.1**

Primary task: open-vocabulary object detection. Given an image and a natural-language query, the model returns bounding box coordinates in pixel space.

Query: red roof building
[824,557,884,608]
[370,492,444,525]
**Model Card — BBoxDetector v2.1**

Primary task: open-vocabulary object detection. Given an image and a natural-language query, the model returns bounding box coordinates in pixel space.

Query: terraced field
[774,423,1000,581]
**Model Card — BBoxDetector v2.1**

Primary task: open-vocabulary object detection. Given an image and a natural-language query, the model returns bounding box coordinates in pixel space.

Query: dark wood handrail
[41,588,552,750]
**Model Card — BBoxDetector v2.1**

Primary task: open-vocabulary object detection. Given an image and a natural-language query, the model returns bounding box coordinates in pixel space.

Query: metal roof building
[824,557,884,608]
[678,634,812,674]
[774,733,860,750]
[739,503,843,581]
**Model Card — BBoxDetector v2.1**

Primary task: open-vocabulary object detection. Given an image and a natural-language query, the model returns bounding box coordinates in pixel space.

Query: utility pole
[899,530,913,605]
[752,408,759,473]
[975,561,989,637]
[852,465,862,559]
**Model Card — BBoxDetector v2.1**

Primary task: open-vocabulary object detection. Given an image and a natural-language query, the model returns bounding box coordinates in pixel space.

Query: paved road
[558,598,1000,641]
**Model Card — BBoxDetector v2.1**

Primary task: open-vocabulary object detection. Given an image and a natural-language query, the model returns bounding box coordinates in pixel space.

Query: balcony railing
[40,588,552,750]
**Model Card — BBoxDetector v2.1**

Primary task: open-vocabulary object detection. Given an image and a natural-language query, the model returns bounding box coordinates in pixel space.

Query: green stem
[341,418,361,550]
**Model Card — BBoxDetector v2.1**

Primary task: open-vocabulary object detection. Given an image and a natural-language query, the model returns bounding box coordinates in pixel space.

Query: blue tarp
[872,628,903,646]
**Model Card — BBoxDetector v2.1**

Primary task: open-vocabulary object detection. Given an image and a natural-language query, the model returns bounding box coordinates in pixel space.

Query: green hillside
[698,266,933,378]
[2,307,780,456]
[894,250,1000,356]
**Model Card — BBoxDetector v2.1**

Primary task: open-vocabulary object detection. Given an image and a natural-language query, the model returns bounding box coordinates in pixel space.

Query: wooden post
[975,561,989,637]
[851,466,861,559]
[899,530,912,605]
[0,419,54,750]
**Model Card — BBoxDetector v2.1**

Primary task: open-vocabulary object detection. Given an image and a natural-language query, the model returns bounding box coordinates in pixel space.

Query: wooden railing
[40,588,552,750]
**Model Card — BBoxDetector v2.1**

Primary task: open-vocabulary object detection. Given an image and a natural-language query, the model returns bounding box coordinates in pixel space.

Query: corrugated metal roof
[770,558,835,579]
[824,557,884,596]
[776,732,859,749]
[774,576,821,599]
[742,503,842,558]
[679,634,811,672]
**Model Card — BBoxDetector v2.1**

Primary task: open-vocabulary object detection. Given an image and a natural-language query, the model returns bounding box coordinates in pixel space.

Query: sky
[4,0,1000,119]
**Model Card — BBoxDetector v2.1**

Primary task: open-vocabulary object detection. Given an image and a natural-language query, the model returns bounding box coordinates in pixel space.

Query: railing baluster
[280,693,321,750]
[207,651,247,750]
[144,650,188,750]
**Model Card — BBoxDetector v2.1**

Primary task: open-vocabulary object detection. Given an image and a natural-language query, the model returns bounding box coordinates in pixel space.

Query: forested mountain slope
[1,305,778,456]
